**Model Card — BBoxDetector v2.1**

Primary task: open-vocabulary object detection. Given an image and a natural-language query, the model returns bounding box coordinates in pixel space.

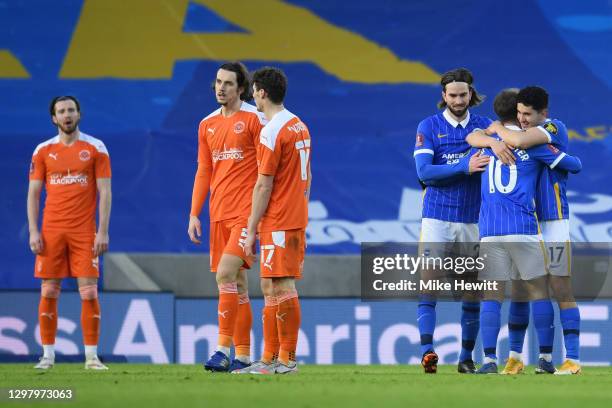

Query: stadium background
[1,0,611,365]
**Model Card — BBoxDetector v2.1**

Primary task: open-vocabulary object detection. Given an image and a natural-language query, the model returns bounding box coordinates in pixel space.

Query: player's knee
[236,277,248,294]
[41,281,61,299]
[272,278,296,297]
[79,284,98,300]
[549,276,573,301]
[527,276,550,300]
[260,278,274,297]
[215,270,234,285]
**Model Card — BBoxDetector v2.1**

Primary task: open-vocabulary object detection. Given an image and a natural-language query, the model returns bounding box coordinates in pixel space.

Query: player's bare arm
[245,174,274,258]
[487,121,548,150]
[94,178,111,257]
[466,130,515,165]
[27,180,44,254]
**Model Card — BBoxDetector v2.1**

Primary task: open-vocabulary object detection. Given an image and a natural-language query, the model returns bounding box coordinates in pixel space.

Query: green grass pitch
[1,364,611,407]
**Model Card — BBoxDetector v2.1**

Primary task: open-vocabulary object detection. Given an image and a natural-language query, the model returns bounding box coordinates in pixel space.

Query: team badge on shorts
[234,121,245,134]
[79,150,91,161]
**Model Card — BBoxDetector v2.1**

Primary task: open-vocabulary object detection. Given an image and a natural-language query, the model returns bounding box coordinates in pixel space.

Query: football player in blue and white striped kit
[413,68,491,374]
[486,86,582,375]
[466,88,582,374]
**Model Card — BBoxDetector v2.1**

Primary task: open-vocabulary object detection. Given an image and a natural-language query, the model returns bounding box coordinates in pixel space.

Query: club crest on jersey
[416,133,424,147]
[547,144,560,154]
[79,150,91,161]
[233,121,245,134]
[544,122,558,135]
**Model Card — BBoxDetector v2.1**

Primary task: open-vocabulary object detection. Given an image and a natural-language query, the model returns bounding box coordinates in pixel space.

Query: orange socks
[233,293,252,360]
[217,282,238,353]
[39,297,58,345]
[39,281,60,346]
[262,296,280,363]
[79,284,100,346]
[276,290,300,364]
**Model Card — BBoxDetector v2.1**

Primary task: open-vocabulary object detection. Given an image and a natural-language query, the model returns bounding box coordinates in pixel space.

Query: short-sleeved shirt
[413,109,492,223]
[534,118,570,221]
[198,102,266,222]
[257,109,311,232]
[29,132,111,232]
[479,125,570,238]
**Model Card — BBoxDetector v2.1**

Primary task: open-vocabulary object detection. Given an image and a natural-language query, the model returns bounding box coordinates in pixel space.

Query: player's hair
[49,96,80,116]
[437,68,484,109]
[215,61,252,101]
[493,88,519,123]
[252,66,287,105]
[517,86,548,112]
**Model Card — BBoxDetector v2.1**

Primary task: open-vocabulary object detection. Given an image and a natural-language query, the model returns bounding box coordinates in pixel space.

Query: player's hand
[485,121,502,135]
[93,231,109,257]
[244,230,257,261]
[188,215,202,244]
[29,230,43,254]
[468,151,490,174]
[491,140,515,165]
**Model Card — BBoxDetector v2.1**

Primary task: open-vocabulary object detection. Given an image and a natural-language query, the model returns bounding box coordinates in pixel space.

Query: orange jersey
[29,132,111,232]
[193,102,266,222]
[257,109,311,232]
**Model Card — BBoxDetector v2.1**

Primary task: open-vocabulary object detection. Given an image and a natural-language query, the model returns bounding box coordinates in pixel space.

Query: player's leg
[544,221,580,374]
[506,280,530,372]
[476,237,513,374]
[36,278,62,369]
[232,277,278,374]
[273,276,300,374]
[230,268,253,371]
[68,232,107,370]
[456,223,480,373]
[551,275,581,374]
[508,235,555,373]
[77,277,107,370]
[207,253,243,371]
[476,281,504,374]
[34,230,68,369]
[261,277,279,363]
[417,218,452,373]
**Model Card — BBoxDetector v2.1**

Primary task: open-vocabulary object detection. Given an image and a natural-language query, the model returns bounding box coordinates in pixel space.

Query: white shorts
[479,234,549,281]
[540,219,571,277]
[419,218,479,259]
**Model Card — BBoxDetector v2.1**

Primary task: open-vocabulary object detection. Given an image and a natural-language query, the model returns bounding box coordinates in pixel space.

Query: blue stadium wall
[1,293,612,365]
[1,0,611,288]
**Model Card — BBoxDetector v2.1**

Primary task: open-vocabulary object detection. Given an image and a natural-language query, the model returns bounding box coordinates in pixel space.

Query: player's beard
[448,105,468,118]
[58,118,80,135]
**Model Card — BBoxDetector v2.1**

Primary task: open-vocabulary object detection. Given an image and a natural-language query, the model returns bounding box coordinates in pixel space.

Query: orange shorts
[259,229,306,279]
[209,218,252,272]
[34,230,99,279]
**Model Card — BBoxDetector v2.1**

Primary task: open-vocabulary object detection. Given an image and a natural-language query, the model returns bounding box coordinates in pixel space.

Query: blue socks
[508,302,530,354]
[532,299,554,355]
[417,299,436,355]
[560,307,580,360]
[480,300,501,361]
[459,301,480,362]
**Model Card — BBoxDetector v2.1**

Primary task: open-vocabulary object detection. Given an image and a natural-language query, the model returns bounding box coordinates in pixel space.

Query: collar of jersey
[443,109,470,128]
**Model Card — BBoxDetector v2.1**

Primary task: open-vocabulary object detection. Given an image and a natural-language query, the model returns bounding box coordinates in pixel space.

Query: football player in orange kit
[28,96,112,370]
[188,61,266,372]
[235,67,312,374]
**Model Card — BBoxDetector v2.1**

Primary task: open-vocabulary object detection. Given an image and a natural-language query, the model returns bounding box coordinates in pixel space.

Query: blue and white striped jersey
[534,118,570,221]
[479,125,577,238]
[414,109,492,223]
